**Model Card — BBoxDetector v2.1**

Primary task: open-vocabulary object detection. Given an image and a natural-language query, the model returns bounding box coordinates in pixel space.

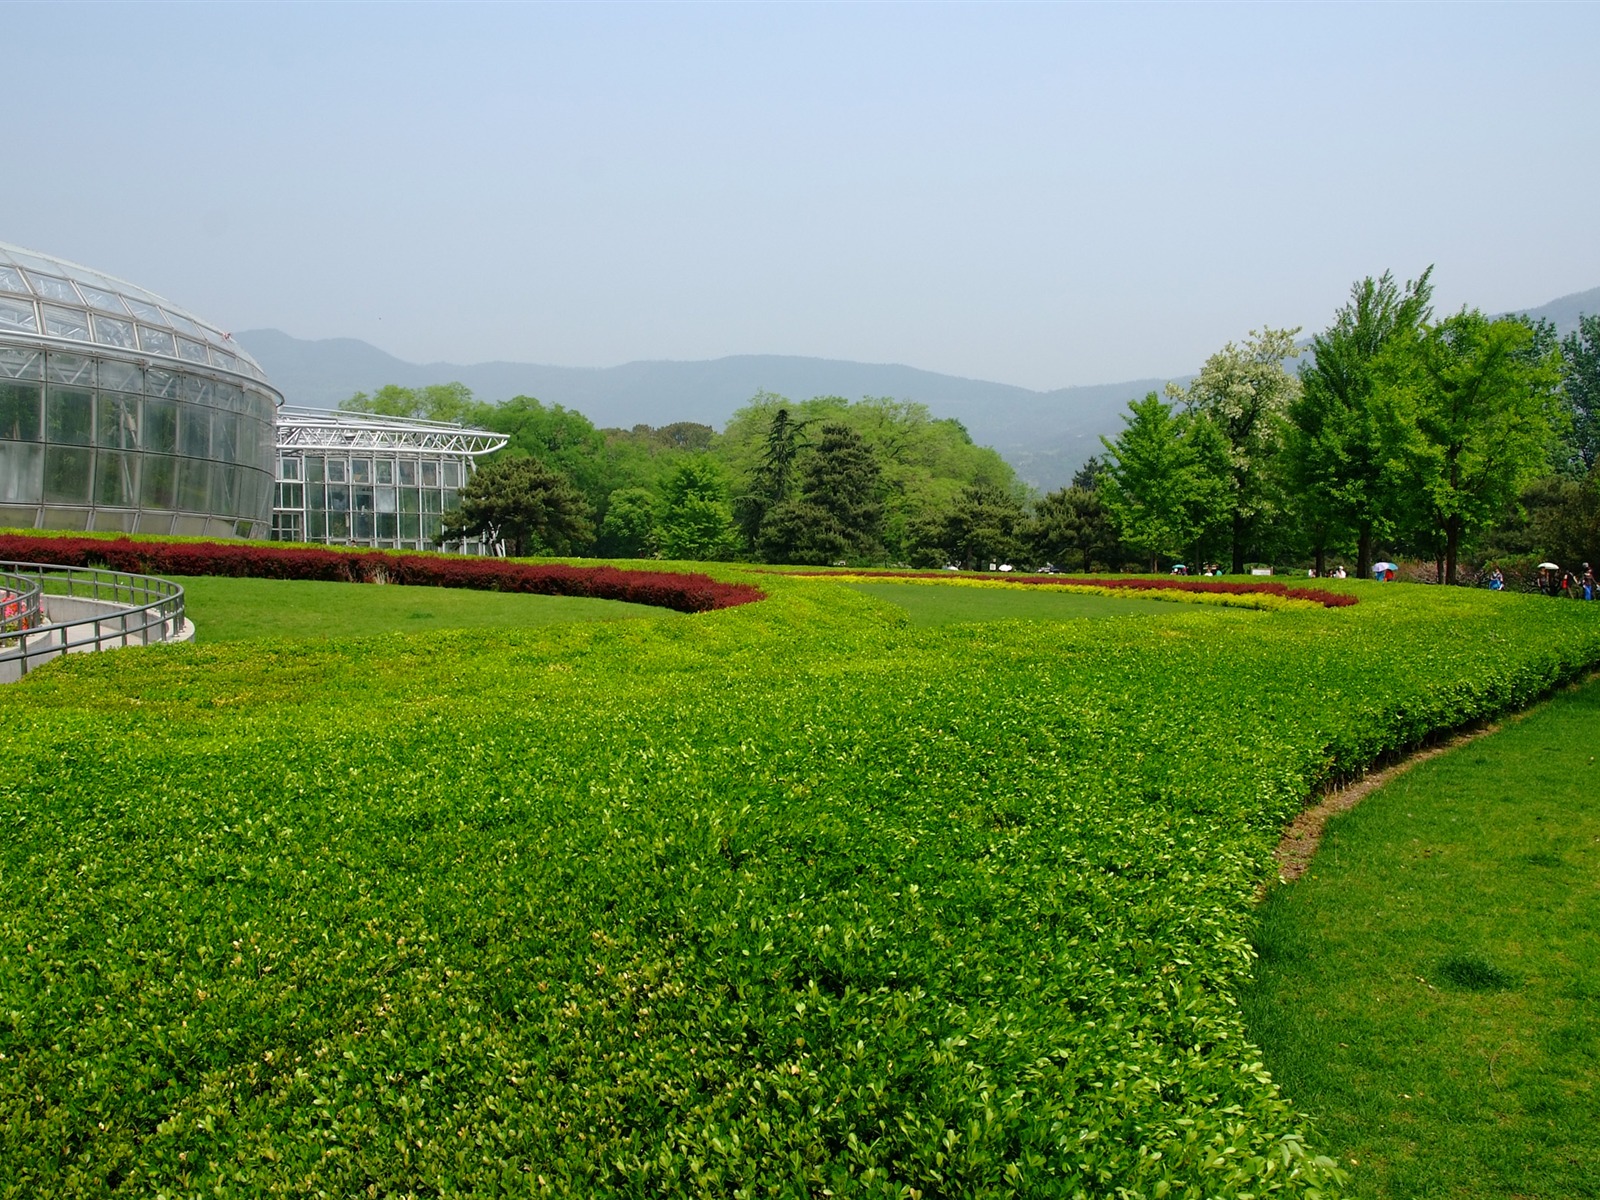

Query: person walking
[1584,563,1595,601]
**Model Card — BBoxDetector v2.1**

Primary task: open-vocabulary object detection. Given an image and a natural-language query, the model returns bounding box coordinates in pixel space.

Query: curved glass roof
[0,241,271,386]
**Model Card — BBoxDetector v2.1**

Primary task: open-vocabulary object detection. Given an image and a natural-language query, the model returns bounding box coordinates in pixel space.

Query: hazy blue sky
[6,2,1597,390]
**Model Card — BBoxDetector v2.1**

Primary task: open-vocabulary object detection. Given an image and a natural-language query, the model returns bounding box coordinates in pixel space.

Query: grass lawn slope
[175,576,667,643]
[1244,675,1600,1199]
[1,573,1597,1197]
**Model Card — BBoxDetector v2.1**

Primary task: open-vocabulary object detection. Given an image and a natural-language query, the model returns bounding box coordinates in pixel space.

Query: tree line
[345,268,1599,577]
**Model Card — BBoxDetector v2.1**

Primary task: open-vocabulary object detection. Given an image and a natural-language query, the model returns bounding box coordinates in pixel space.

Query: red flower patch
[0,535,764,614]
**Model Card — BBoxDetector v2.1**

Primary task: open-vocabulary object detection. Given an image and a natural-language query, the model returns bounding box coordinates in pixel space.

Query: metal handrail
[1,570,44,636]
[0,561,187,680]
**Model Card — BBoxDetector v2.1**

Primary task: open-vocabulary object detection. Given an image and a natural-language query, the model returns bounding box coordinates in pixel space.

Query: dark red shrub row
[0,535,765,614]
[781,568,1359,609]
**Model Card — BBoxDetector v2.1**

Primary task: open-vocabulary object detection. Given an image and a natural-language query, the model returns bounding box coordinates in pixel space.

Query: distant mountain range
[235,284,1598,494]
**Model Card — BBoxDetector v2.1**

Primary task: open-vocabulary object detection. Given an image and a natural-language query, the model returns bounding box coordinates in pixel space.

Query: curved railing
[0,561,187,682]
[1,569,44,636]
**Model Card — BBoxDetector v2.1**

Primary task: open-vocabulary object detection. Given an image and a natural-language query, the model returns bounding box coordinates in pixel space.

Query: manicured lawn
[172,575,668,643]
[844,579,1254,624]
[1244,676,1600,1198]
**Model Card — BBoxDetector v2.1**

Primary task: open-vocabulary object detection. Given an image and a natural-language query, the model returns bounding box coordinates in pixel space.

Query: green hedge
[1,577,1596,1197]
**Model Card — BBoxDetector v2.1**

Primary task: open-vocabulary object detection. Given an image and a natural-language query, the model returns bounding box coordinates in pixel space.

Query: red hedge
[780,568,1359,609]
[0,535,765,614]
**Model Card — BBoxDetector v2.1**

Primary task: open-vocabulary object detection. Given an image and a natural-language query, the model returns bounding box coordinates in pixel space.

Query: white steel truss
[275,406,508,456]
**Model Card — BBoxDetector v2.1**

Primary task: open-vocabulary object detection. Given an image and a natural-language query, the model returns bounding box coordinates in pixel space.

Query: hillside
[236,286,1597,494]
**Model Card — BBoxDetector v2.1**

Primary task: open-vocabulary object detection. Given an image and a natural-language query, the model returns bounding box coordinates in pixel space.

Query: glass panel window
[138,326,177,356]
[307,484,327,512]
[177,459,210,511]
[0,381,42,441]
[275,481,304,509]
[210,347,241,373]
[143,398,178,453]
[376,512,397,539]
[327,511,350,540]
[422,489,442,514]
[166,311,205,339]
[211,464,241,515]
[352,485,374,512]
[353,511,376,540]
[75,283,127,313]
[398,459,416,486]
[399,514,420,540]
[0,266,29,295]
[442,460,461,487]
[420,460,439,487]
[45,388,93,445]
[0,296,37,334]
[28,274,81,304]
[399,487,420,513]
[179,374,213,405]
[145,367,179,398]
[350,458,371,483]
[179,406,211,458]
[43,445,93,503]
[176,337,208,364]
[375,485,397,513]
[306,510,325,539]
[0,442,43,502]
[92,314,136,349]
[0,347,44,380]
[96,393,139,449]
[279,456,301,481]
[375,460,394,484]
[326,458,347,483]
[327,484,349,512]
[215,412,239,463]
[124,297,165,323]
[42,306,91,340]
[47,352,94,385]
[141,455,178,508]
[422,514,442,543]
[304,455,325,484]
[95,451,138,507]
[442,488,458,511]
[98,360,142,392]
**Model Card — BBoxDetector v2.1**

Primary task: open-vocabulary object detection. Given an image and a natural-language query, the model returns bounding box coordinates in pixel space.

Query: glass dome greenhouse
[0,241,280,538]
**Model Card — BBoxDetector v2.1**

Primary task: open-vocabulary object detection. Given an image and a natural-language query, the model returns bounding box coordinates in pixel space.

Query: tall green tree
[1168,328,1302,573]
[1378,310,1565,583]
[758,423,883,565]
[657,456,740,561]
[1558,313,1600,475]
[736,406,808,547]
[1028,485,1118,572]
[595,487,658,558]
[908,483,1027,570]
[1286,269,1434,576]
[440,457,594,557]
[1100,393,1230,572]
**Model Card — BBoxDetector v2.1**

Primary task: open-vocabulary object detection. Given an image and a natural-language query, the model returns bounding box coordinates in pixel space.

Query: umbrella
[1373,562,1398,572]
[1538,561,1560,570]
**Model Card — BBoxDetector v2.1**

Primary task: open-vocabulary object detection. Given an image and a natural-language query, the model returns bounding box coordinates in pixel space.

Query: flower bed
[0,534,764,614]
[779,567,1360,608]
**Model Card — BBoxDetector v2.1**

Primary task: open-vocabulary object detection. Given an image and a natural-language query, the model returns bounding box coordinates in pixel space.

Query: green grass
[843,580,1248,625]
[172,575,667,643]
[2,574,1598,1196]
[1243,676,1600,1199]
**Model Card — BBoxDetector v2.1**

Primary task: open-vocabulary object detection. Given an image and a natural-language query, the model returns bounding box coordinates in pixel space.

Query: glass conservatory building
[272,408,507,552]
[0,242,279,537]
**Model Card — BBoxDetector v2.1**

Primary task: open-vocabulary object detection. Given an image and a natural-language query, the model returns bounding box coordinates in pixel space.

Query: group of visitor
[1530,563,1596,599]
[1305,566,1349,579]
